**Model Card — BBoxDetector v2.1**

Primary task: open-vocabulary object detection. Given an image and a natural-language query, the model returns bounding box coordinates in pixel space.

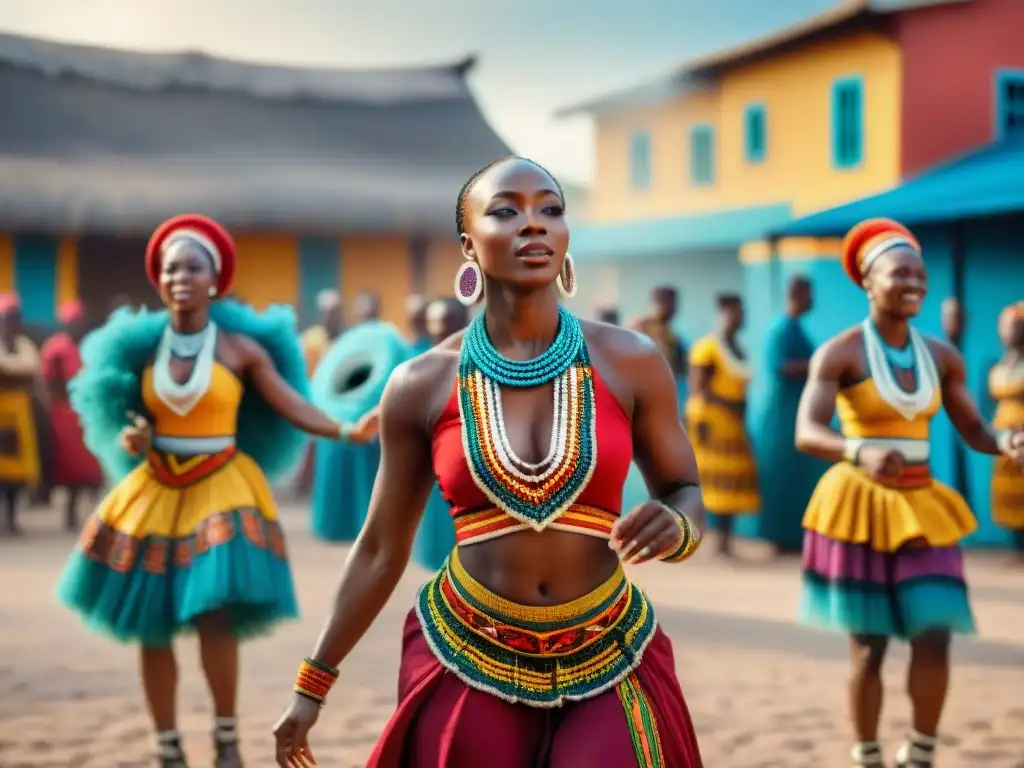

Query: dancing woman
[57,215,345,768]
[794,219,1024,768]
[989,302,1024,559]
[273,156,706,767]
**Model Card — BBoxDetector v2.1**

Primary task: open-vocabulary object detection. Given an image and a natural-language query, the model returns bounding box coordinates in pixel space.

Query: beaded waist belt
[848,438,931,489]
[453,503,620,546]
[415,547,657,708]
[147,445,238,488]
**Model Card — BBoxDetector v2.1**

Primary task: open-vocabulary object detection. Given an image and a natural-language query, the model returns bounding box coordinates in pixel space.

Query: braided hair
[455,155,567,237]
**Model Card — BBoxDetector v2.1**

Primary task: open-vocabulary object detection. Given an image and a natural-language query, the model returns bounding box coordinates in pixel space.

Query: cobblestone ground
[2,502,1024,767]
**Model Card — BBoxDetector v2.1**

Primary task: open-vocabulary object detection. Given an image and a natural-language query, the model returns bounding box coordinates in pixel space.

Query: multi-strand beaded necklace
[458,307,598,530]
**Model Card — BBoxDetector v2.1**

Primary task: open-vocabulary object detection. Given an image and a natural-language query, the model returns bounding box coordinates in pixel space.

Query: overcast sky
[0,0,838,184]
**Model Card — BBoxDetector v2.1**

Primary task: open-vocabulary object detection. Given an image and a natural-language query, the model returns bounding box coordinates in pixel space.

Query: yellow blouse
[141,362,243,439]
[689,335,750,402]
[836,376,941,441]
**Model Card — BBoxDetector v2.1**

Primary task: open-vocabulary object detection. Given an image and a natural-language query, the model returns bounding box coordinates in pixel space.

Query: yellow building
[556,0,962,331]
[0,33,509,332]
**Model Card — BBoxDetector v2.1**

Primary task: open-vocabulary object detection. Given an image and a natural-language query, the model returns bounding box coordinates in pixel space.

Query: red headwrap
[145,214,237,297]
[0,292,21,314]
[840,218,921,287]
[58,299,86,325]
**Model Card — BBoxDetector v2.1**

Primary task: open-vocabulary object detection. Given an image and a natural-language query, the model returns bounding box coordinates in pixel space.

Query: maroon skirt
[367,554,703,767]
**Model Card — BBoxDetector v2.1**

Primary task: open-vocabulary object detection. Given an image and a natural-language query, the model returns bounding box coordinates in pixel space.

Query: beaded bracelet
[658,504,703,563]
[294,657,339,707]
[996,429,1013,456]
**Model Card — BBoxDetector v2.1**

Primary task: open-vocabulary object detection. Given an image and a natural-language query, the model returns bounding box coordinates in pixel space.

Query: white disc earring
[556,252,578,299]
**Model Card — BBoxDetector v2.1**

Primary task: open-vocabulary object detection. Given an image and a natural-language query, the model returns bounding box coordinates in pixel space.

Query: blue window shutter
[13,234,57,328]
[994,69,1024,140]
[690,124,715,185]
[744,104,766,163]
[298,237,340,325]
[832,76,864,169]
[629,131,652,189]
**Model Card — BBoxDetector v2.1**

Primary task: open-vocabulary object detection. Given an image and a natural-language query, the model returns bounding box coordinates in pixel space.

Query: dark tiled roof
[0,33,509,234]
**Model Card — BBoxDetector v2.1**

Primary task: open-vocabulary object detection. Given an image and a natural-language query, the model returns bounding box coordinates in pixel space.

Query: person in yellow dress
[0,292,41,535]
[56,214,346,768]
[990,301,1024,559]
[686,293,759,557]
[794,218,1024,768]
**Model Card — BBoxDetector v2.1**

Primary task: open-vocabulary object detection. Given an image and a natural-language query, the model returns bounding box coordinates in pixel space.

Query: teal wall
[12,234,58,328]
[298,237,341,326]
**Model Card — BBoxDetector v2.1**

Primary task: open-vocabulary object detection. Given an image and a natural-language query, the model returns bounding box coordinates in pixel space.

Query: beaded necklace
[458,307,598,530]
[862,319,939,420]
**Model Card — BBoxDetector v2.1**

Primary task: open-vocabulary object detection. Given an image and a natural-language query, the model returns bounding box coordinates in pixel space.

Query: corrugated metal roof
[772,137,1024,237]
[0,34,509,233]
[0,31,477,104]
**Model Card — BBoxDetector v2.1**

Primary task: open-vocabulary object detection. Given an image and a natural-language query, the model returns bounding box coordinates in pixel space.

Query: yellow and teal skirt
[992,455,1024,531]
[56,447,298,646]
[800,461,977,639]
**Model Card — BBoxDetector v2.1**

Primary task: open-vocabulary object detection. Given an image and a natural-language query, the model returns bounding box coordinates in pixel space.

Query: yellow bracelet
[658,504,703,563]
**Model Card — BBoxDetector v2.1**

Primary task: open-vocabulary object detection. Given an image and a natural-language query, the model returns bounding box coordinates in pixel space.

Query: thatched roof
[0,32,510,234]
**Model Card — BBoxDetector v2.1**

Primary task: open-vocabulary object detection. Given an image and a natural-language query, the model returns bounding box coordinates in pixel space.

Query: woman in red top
[273,156,708,767]
[41,300,105,529]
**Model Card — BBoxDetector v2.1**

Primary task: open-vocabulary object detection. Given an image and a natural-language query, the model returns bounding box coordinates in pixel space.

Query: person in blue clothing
[754,275,825,554]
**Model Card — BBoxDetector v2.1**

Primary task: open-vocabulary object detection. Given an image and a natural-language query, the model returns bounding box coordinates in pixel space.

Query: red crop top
[431,369,633,545]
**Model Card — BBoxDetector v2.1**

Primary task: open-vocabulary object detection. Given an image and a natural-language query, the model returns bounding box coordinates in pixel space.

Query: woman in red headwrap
[794,218,1024,767]
[55,215,347,768]
[40,299,104,530]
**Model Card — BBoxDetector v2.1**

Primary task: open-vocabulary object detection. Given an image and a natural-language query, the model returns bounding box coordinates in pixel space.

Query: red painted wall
[896,0,1024,179]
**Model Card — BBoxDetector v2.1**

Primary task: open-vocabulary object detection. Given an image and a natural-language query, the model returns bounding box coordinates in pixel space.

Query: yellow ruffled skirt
[57,448,298,646]
[802,461,976,551]
[800,462,977,639]
[686,398,760,515]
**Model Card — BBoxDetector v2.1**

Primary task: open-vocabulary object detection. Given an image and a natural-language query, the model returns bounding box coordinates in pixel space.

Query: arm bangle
[843,439,862,465]
[657,503,703,564]
[997,429,1013,455]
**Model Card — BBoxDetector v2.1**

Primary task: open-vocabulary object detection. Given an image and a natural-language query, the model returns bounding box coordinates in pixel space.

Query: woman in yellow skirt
[56,215,345,768]
[0,292,42,535]
[687,293,759,556]
[990,301,1024,559]
[794,218,1024,768]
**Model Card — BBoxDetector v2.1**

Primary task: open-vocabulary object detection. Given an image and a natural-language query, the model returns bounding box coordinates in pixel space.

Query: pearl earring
[208,287,217,298]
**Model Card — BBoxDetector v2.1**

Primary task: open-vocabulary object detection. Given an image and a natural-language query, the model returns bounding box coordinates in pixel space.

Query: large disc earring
[455,260,483,306]
[556,252,578,299]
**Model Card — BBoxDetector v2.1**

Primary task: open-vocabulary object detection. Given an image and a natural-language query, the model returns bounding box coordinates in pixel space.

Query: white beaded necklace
[153,321,218,417]
[862,319,939,421]
[481,367,573,483]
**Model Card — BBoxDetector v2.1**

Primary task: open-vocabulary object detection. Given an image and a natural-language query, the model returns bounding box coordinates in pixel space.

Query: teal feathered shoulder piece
[69,299,309,484]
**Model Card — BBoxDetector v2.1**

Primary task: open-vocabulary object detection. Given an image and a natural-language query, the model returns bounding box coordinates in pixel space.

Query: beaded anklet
[658,504,703,563]
[294,657,339,707]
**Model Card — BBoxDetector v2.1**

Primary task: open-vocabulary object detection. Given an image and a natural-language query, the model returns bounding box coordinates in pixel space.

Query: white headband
[861,235,914,276]
[162,228,222,274]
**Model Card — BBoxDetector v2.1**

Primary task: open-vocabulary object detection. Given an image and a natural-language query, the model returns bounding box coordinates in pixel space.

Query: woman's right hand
[273,694,321,767]
[856,445,903,481]
[119,411,152,457]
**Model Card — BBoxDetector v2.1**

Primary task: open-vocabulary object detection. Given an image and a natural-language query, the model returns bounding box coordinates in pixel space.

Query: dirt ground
[2,502,1024,768]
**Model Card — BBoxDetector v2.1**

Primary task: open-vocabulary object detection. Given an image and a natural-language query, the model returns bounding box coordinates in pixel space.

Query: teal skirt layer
[310,437,380,542]
[800,531,976,640]
[56,508,299,647]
